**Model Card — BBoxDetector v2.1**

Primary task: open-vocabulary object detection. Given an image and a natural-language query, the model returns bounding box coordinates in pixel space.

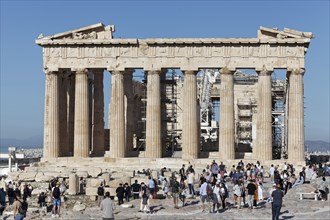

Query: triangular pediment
[258,26,313,39]
[38,23,115,40]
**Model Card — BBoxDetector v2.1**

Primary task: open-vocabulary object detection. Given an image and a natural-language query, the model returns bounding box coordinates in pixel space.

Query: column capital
[219,67,235,75]
[146,70,162,75]
[183,70,198,75]
[287,68,305,76]
[72,68,88,74]
[44,70,57,75]
[111,70,124,76]
[256,66,273,76]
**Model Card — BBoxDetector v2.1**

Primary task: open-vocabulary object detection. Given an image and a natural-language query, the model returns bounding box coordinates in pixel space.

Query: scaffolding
[133,68,288,159]
[163,70,181,155]
[272,78,287,159]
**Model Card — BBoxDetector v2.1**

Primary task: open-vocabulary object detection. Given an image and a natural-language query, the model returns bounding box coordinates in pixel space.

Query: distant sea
[0,146,42,154]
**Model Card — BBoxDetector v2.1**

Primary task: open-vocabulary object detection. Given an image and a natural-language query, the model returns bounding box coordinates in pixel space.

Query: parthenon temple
[36,23,313,164]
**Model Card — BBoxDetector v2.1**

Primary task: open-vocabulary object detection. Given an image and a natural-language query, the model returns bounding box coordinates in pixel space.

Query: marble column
[145,70,162,158]
[182,70,199,160]
[43,71,60,158]
[287,68,305,162]
[219,67,235,160]
[92,69,105,155]
[255,68,273,160]
[109,70,125,158]
[73,69,90,157]
[69,173,78,195]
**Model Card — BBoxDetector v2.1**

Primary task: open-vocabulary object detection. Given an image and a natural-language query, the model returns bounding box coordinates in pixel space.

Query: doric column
[145,70,162,158]
[109,70,125,158]
[255,68,273,160]
[182,70,199,159]
[92,69,105,155]
[73,69,90,157]
[219,67,235,160]
[43,71,60,158]
[287,68,305,162]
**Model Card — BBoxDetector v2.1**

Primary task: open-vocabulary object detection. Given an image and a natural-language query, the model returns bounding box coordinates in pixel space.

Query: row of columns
[43,69,105,158]
[43,67,305,162]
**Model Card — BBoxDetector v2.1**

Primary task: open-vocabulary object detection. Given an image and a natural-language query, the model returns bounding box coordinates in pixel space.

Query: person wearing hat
[271,185,284,220]
[52,182,61,218]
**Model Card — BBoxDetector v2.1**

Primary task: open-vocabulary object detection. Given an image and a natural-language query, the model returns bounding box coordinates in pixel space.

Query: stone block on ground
[19,172,37,181]
[31,188,47,196]
[73,201,86,211]
[87,167,102,177]
[76,171,89,178]
[151,170,158,179]
[102,173,111,183]
[85,187,97,196]
[90,178,104,187]
[35,172,55,182]
[109,177,131,188]
[121,203,133,208]
[104,187,117,196]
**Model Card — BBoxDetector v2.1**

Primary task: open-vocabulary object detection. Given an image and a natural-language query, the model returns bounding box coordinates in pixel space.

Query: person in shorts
[52,182,61,218]
[199,178,211,212]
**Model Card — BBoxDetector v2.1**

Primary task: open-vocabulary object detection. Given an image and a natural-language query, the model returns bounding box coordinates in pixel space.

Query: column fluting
[287,68,305,162]
[73,69,90,157]
[43,71,60,158]
[182,70,199,159]
[255,68,273,160]
[145,70,162,158]
[219,67,235,160]
[109,71,125,158]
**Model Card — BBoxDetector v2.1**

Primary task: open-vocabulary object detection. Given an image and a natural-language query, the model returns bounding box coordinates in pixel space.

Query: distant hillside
[0,134,43,148]
[305,140,330,152]
[0,135,329,152]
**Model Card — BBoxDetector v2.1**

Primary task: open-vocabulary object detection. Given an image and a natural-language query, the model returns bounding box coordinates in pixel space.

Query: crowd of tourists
[0,160,329,220]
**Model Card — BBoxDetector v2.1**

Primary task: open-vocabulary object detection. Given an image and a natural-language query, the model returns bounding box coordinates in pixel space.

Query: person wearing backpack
[52,182,61,218]
[97,183,105,207]
[13,192,28,220]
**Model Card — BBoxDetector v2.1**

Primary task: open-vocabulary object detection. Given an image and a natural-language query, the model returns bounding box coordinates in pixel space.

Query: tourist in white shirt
[269,164,275,183]
[199,178,211,213]
[187,170,195,196]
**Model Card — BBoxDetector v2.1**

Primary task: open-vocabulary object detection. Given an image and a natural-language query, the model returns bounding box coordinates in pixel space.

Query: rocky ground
[1,177,329,220]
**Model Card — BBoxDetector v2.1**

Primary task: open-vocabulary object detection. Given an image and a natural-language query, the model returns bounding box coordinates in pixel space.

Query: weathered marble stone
[8,172,20,181]
[19,172,37,181]
[87,178,103,187]
[109,177,131,188]
[87,167,102,177]
[76,171,89,178]
[85,187,97,196]
[121,203,133,208]
[73,201,86,211]
[35,172,55,182]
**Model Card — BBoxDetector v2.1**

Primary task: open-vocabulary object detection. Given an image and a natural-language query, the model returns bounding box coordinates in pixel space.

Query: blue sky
[0,0,329,144]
